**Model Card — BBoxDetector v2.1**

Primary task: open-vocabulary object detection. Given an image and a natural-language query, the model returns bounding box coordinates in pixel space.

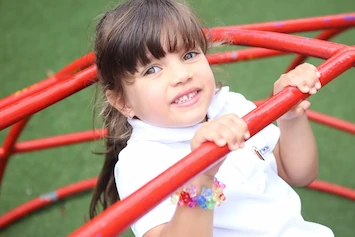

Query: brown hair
[89,0,209,218]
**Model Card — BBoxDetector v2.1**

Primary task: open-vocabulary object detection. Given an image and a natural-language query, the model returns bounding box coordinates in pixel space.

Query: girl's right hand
[191,114,250,177]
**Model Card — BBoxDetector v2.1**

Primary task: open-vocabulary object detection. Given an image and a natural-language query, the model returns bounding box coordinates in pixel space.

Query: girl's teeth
[175,91,198,104]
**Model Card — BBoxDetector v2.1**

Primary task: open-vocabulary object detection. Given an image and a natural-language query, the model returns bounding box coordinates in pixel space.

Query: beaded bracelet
[170,178,226,209]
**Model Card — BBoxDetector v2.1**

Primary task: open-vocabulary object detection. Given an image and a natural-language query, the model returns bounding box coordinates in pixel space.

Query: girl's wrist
[277,112,308,124]
[171,176,226,209]
[192,175,215,188]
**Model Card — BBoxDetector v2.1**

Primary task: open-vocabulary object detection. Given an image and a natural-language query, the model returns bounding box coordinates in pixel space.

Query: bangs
[134,5,208,69]
[104,0,208,79]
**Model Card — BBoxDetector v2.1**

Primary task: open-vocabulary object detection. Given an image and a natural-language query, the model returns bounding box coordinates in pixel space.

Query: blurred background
[0,0,354,236]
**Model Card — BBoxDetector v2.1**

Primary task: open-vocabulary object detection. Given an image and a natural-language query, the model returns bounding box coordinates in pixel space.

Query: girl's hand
[191,114,250,177]
[274,63,321,120]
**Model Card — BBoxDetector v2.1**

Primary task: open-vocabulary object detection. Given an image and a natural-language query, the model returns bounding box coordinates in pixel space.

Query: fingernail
[304,85,309,92]
[240,142,245,148]
[310,88,317,94]
[244,132,250,139]
[316,82,322,89]
[218,139,226,146]
[316,71,321,78]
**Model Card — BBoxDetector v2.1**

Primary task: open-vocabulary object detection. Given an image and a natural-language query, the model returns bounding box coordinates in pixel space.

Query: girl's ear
[105,90,135,118]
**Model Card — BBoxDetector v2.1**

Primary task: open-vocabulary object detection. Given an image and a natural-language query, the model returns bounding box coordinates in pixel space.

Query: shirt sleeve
[115,141,178,237]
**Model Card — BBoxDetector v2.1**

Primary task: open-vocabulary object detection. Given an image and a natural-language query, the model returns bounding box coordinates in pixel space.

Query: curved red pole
[207,48,285,65]
[208,29,346,58]
[10,129,107,154]
[207,28,347,66]
[0,65,98,131]
[68,49,355,237]
[0,53,95,111]
[306,110,355,134]
[285,28,348,72]
[307,180,355,200]
[0,118,30,185]
[216,13,355,33]
[0,177,97,229]
[55,53,95,80]
[255,100,355,135]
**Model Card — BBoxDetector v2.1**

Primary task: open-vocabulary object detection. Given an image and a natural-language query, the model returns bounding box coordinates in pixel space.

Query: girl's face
[122,45,216,128]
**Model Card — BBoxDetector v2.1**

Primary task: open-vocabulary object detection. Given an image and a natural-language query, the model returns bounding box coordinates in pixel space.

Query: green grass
[0,0,354,236]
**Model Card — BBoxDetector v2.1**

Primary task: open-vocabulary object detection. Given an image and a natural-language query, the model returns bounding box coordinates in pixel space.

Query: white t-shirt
[115,87,334,237]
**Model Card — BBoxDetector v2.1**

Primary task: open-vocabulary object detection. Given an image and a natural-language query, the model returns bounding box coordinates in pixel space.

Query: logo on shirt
[258,145,270,155]
[252,145,270,161]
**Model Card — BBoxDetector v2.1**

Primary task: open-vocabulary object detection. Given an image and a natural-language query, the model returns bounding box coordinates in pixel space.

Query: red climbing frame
[0,13,354,236]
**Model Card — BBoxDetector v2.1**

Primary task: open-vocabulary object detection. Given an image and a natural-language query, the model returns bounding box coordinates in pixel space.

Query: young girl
[89,0,334,236]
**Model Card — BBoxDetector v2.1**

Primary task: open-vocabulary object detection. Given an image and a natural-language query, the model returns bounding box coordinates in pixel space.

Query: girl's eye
[145,66,161,75]
[183,52,198,60]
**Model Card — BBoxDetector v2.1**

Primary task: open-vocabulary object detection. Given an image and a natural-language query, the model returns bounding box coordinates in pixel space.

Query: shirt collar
[127,86,229,143]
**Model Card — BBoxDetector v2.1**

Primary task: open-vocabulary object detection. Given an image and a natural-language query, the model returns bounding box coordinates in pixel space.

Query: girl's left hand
[273,63,321,120]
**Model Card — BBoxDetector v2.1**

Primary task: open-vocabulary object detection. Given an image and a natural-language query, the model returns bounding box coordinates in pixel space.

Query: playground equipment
[0,13,354,237]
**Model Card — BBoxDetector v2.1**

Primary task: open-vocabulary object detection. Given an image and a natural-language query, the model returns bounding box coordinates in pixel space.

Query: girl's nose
[170,66,193,86]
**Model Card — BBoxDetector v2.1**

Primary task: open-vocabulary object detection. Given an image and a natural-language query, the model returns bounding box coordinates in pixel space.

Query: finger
[296,63,320,89]
[303,64,321,88]
[221,116,250,145]
[281,72,309,94]
[309,87,317,95]
[300,73,319,94]
[220,115,250,138]
[216,124,241,150]
[314,72,322,90]
[191,127,223,149]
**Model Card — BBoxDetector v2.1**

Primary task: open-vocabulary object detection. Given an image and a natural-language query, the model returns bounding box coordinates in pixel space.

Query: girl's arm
[144,114,250,237]
[274,114,318,186]
[272,63,321,187]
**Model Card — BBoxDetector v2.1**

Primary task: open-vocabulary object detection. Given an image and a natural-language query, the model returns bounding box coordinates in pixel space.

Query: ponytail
[89,103,132,219]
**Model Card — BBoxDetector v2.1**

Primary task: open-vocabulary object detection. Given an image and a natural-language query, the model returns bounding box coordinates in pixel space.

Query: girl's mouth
[174,90,198,104]
[172,89,201,107]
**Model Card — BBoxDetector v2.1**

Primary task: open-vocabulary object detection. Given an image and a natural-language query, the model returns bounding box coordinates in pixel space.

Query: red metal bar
[0,76,58,110]
[0,177,97,229]
[285,28,348,72]
[68,48,355,237]
[55,52,95,80]
[207,28,348,66]
[208,29,346,58]
[0,118,30,185]
[207,48,286,65]
[307,180,355,200]
[307,110,355,134]
[0,53,95,111]
[0,65,98,131]
[3,129,107,154]
[254,100,355,135]
[215,13,355,33]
